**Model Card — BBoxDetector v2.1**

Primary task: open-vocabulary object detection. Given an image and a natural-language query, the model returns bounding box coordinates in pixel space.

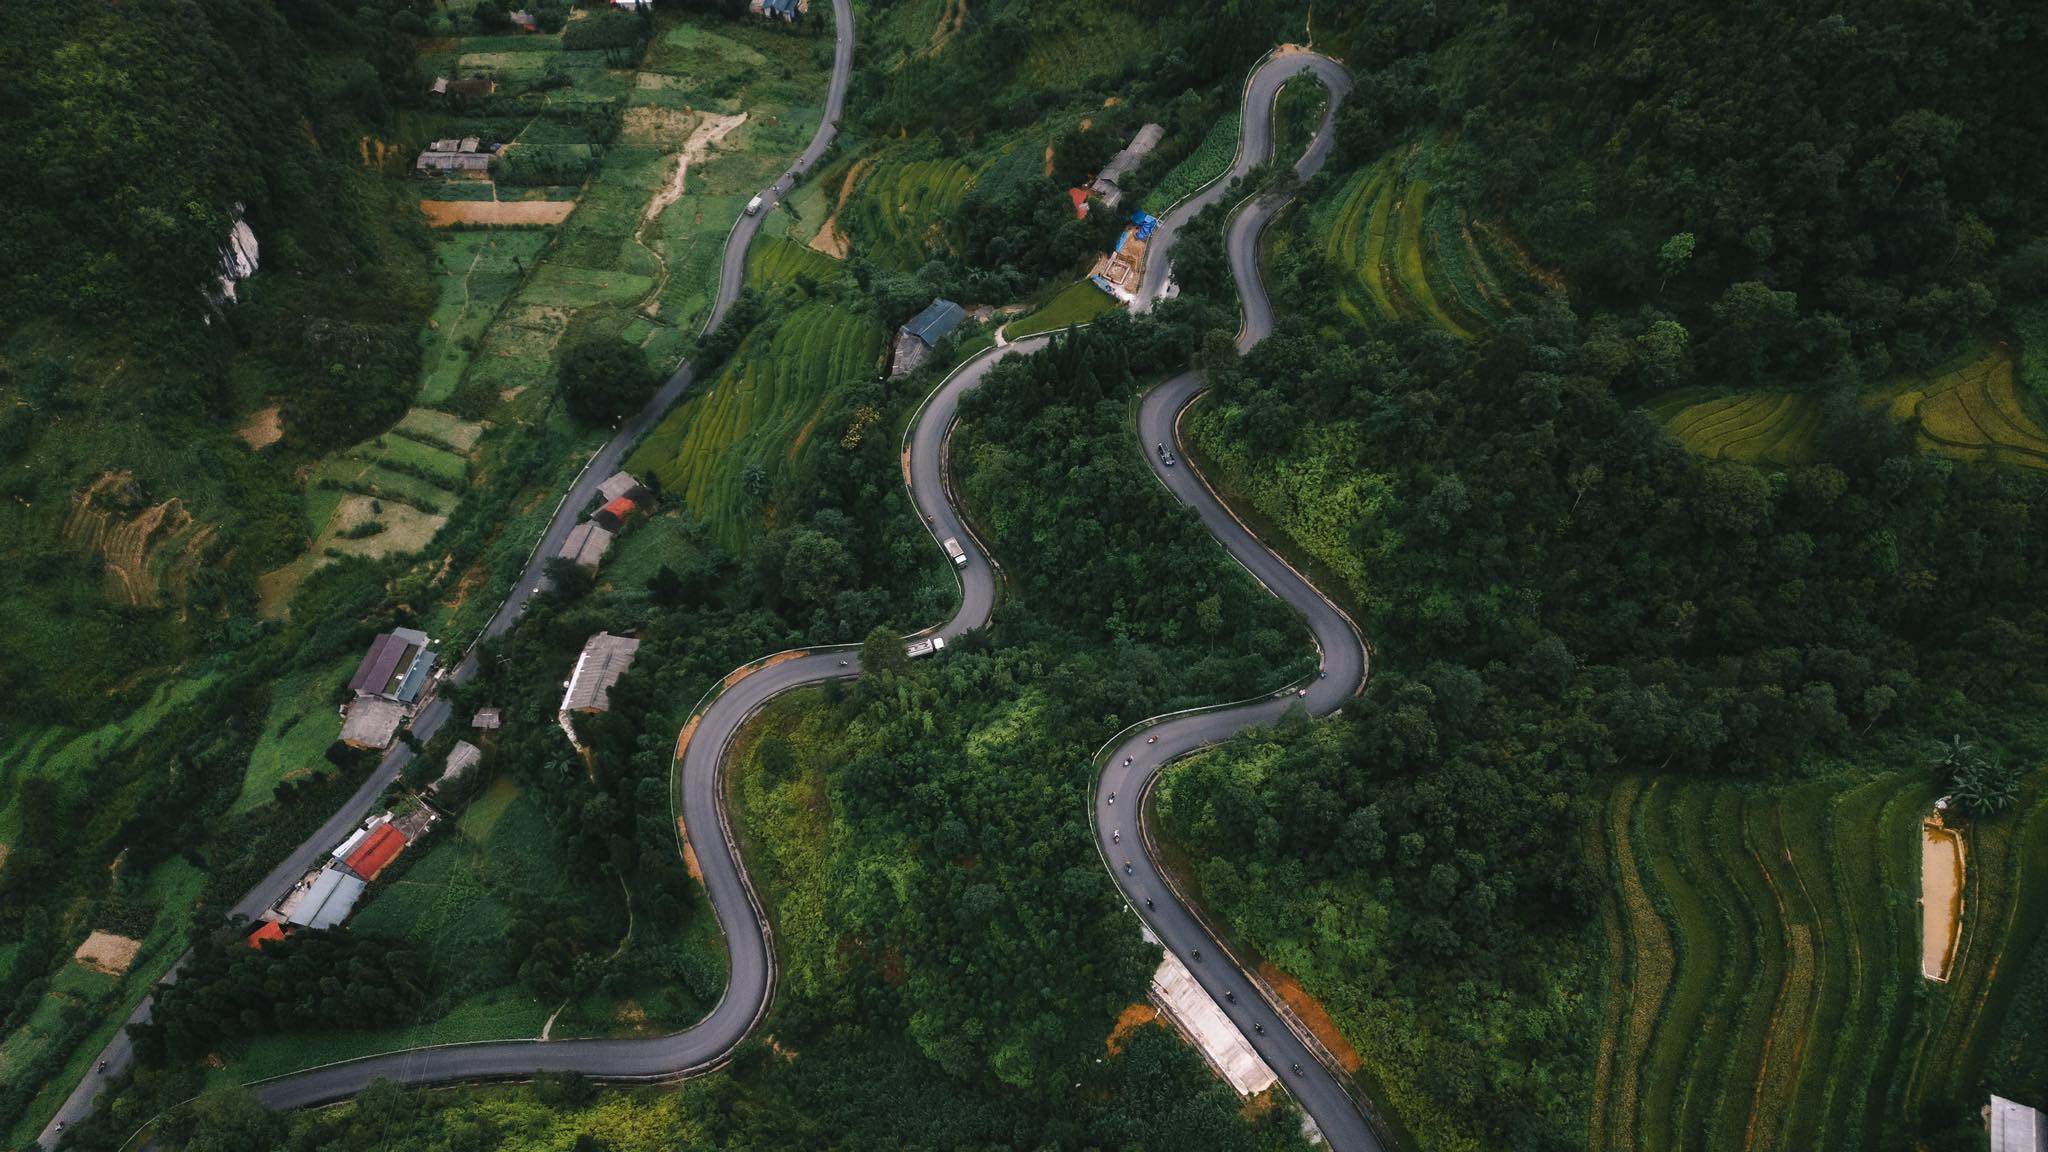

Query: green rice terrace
[1587,770,2048,1152]
[1653,340,2048,473]
[1309,140,1551,339]
[627,292,887,551]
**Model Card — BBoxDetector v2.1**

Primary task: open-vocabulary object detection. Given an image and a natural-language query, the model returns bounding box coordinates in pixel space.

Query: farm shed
[285,867,367,929]
[1992,1096,2045,1152]
[598,471,648,505]
[559,522,616,571]
[431,741,483,799]
[561,632,641,715]
[890,298,966,378]
[339,697,405,749]
[340,823,407,882]
[1088,123,1165,209]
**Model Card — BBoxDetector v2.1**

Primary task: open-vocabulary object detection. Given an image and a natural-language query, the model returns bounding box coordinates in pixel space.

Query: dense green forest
[1149,0,2048,1148]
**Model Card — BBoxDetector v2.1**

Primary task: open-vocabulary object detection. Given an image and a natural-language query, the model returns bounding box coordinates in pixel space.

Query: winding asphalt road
[43,30,1383,1152]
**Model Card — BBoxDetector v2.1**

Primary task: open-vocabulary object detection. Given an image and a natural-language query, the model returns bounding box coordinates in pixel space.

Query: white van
[744,195,764,216]
[943,537,967,568]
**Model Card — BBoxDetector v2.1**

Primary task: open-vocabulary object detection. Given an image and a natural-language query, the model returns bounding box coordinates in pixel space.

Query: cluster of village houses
[256,474,655,943]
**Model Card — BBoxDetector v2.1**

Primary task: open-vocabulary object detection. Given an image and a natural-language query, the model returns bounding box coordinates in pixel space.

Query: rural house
[472,707,502,731]
[561,632,642,716]
[558,522,616,571]
[340,628,435,749]
[594,496,638,531]
[1089,212,1157,304]
[416,136,492,173]
[890,298,966,378]
[1088,123,1164,209]
[1992,1096,2045,1152]
[280,866,366,930]
[598,471,648,505]
[430,741,483,800]
[339,823,407,882]
[750,0,804,19]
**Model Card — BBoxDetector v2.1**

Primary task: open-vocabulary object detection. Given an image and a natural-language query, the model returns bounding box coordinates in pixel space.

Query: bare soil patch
[74,931,143,976]
[421,200,577,227]
[1106,1001,1163,1056]
[239,405,283,449]
[1257,962,1362,1072]
[622,104,700,151]
[675,816,705,882]
[808,158,869,259]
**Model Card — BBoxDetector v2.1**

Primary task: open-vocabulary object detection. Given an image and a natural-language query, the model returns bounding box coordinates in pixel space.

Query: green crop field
[1142,109,1242,214]
[1656,391,1824,466]
[418,232,549,406]
[1311,141,1542,339]
[628,301,886,550]
[839,156,977,273]
[747,234,840,288]
[1875,345,2048,470]
[228,655,357,815]
[1007,279,1117,339]
[1587,769,2048,1152]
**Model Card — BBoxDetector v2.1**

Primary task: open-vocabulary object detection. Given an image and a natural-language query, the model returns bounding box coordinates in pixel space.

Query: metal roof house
[430,741,483,799]
[598,471,647,505]
[348,628,434,704]
[339,697,406,750]
[284,867,367,930]
[1993,1096,2046,1152]
[341,823,407,882]
[1089,123,1165,209]
[890,299,966,378]
[561,632,642,715]
[558,522,615,571]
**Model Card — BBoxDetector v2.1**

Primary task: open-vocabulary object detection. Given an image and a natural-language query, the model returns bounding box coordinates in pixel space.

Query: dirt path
[636,112,748,318]
[808,158,869,259]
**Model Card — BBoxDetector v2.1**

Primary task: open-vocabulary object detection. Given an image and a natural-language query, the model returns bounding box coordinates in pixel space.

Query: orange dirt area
[766,1034,800,1061]
[675,816,705,882]
[1258,962,1361,1072]
[420,199,576,227]
[1043,143,1055,177]
[239,405,283,449]
[721,650,806,692]
[808,158,870,260]
[1106,1002,1163,1056]
[673,715,702,761]
[73,931,143,976]
[900,449,913,488]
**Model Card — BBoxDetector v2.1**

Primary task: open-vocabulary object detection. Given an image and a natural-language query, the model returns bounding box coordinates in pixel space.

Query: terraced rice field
[747,234,841,288]
[1587,770,2048,1152]
[1657,391,1824,466]
[1875,346,2048,470]
[839,157,977,272]
[627,302,886,549]
[1315,155,1534,338]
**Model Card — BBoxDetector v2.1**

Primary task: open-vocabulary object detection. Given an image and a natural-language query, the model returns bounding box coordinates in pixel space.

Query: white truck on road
[905,636,947,660]
[943,537,967,567]
[744,194,764,215]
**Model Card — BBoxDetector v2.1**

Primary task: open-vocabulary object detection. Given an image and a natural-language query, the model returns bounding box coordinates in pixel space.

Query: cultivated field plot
[1654,390,1824,467]
[747,234,841,288]
[838,155,978,273]
[1008,279,1117,339]
[628,301,886,549]
[1142,109,1241,215]
[1587,771,2048,1152]
[1874,345,2048,470]
[1311,143,1545,339]
[228,654,358,815]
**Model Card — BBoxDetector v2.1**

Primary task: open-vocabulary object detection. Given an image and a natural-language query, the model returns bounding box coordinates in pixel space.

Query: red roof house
[595,496,637,530]
[247,921,288,949]
[341,823,407,882]
[1068,187,1090,219]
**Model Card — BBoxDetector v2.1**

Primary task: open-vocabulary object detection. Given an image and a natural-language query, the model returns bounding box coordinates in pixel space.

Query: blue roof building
[891,299,967,378]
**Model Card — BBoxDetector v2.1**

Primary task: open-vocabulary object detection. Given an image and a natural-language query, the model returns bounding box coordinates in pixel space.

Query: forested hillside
[1159,1,2048,1149]
[0,0,431,723]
